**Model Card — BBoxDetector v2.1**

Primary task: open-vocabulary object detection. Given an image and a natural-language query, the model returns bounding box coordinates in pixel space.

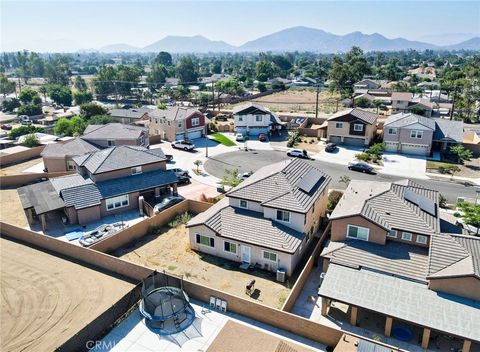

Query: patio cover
[18,181,65,215]
[319,264,480,342]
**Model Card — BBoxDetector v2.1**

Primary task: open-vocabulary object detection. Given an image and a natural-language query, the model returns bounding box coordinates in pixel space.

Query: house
[432,119,464,155]
[383,113,435,155]
[392,92,434,117]
[41,137,99,172]
[109,108,150,124]
[81,123,149,148]
[391,92,413,113]
[326,108,378,147]
[18,146,178,230]
[186,159,331,276]
[233,103,284,136]
[353,79,381,93]
[149,107,206,142]
[318,180,479,351]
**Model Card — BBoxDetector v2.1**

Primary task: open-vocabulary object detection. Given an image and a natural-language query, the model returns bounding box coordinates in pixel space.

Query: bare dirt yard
[0,189,28,227]
[0,157,44,175]
[427,158,480,178]
[0,237,135,352]
[116,224,292,309]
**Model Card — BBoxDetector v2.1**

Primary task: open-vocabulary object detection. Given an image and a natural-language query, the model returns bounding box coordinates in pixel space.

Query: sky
[1,0,479,52]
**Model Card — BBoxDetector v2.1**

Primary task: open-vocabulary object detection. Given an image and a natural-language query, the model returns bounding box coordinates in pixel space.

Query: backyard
[0,189,28,227]
[115,223,292,309]
[0,157,44,175]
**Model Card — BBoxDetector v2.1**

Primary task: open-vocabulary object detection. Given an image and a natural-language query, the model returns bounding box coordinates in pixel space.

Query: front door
[241,245,251,264]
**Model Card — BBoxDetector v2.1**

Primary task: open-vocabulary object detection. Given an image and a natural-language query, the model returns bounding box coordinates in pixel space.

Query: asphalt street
[204,150,480,203]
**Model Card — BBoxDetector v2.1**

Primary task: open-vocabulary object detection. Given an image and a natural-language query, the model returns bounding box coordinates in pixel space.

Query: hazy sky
[1,0,479,52]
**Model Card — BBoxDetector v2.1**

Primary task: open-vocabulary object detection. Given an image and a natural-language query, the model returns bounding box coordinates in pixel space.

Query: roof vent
[385,211,391,215]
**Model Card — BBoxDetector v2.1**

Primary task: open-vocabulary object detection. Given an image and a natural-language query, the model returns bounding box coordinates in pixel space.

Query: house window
[224,241,237,254]
[191,117,200,126]
[255,115,262,122]
[401,232,412,241]
[131,166,142,175]
[238,116,244,122]
[276,210,290,222]
[410,130,423,139]
[66,160,76,171]
[196,234,214,247]
[388,128,397,135]
[107,140,115,147]
[167,121,171,126]
[347,225,369,241]
[106,194,129,211]
[178,121,183,128]
[139,134,145,146]
[335,122,343,128]
[387,229,397,238]
[239,200,248,209]
[416,235,427,244]
[353,124,364,132]
[263,251,277,262]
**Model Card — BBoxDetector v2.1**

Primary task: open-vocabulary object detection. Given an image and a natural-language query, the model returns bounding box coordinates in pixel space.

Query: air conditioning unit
[276,268,286,283]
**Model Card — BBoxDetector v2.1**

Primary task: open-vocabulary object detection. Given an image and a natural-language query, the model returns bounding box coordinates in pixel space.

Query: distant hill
[142,35,235,53]
[99,43,140,52]
[446,37,480,51]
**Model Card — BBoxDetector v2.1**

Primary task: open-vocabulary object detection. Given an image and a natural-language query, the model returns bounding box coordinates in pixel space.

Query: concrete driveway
[313,146,363,165]
[380,152,427,179]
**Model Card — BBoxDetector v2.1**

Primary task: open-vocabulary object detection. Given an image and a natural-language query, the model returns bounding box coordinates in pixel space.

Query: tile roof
[41,138,99,158]
[330,180,440,235]
[149,107,201,121]
[82,123,147,140]
[17,181,65,215]
[428,234,480,279]
[73,146,166,174]
[433,119,464,143]
[383,112,435,130]
[327,108,378,125]
[61,183,102,209]
[109,108,150,119]
[232,102,271,115]
[187,198,304,253]
[321,239,429,282]
[227,159,331,213]
[50,174,93,194]
[391,92,413,101]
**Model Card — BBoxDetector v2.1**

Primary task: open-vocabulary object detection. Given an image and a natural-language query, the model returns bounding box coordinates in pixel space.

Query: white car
[235,133,244,141]
[171,140,195,151]
[286,149,308,159]
[168,167,189,177]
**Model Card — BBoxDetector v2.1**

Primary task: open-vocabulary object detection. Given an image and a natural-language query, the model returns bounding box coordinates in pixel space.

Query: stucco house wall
[428,276,480,301]
[43,157,65,173]
[89,161,167,182]
[331,216,387,245]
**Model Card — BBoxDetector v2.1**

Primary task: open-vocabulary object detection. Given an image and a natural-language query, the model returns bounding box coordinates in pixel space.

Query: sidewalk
[425,172,480,186]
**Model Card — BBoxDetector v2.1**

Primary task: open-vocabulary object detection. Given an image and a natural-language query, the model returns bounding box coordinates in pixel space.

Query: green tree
[80,102,108,118]
[18,87,39,104]
[154,51,173,66]
[328,47,371,96]
[193,160,203,173]
[47,84,72,106]
[88,115,114,125]
[0,73,15,97]
[74,75,88,91]
[215,78,244,95]
[9,125,44,139]
[21,134,40,147]
[54,116,86,136]
[450,145,473,164]
[2,98,20,112]
[176,56,198,84]
[255,61,274,82]
[157,103,167,110]
[257,82,267,92]
[17,103,42,116]
[355,97,372,108]
[146,64,167,88]
[73,90,93,105]
[38,85,48,103]
[457,202,480,235]
[221,168,242,187]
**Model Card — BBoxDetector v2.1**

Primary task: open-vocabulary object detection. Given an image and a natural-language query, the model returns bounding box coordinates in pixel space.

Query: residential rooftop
[433,119,464,143]
[149,106,201,121]
[41,137,99,158]
[327,108,378,125]
[109,107,150,119]
[82,123,147,140]
[384,112,435,130]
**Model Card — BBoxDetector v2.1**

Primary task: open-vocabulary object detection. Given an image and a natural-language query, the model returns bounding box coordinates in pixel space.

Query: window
[238,116,244,122]
[224,241,237,254]
[107,140,115,147]
[401,232,412,241]
[387,229,397,238]
[410,130,423,139]
[131,166,142,175]
[416,235,427,244]
[276,210,290,222]
[388,128,397,135]
[263,251,277,262]
[167,121,171,126]
[106,194,129,211]
[196,234,214,247]
[178,121,183,128]
[353,124,364,132]
[347,225,369,241]
[66,160,76,171]
[239,200,248,209]
[191,117,200,126]
[139,134,145,146]
[155,129,160,135]
[255,115,262,122]
[335,122,343,129]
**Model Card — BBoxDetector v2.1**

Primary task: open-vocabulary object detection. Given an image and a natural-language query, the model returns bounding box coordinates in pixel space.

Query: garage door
[343,137,366,147]
[248,127,269,136]
[329,136,342,144]
[384,141,399,152]
[187,130,202,140]
[175,133,185,141]
[400,143,428,155]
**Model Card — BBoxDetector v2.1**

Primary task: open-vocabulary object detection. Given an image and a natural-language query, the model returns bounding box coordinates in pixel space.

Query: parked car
[235,133,244,141]
[154,195,185,213]
[258,133,267,142]
[348,162,375,174]
[169,167,189,177]
[171,140,195,151]
[287,149,308,159]
[177,175,191,185]
[18,115,32,125]
[239,171,252,180]
[165,154,174,162]
[325,143,337,153]
[1,124,12,130]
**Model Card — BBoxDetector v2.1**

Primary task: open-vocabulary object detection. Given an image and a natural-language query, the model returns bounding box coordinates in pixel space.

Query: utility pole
[113,80,120,108]
[211,81,215,111]
[205,123,208,158]
[450,87,457,121]
[315,83,320,118]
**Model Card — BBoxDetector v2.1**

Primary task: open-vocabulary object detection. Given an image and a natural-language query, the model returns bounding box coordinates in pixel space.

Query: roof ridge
[93,147,116,173]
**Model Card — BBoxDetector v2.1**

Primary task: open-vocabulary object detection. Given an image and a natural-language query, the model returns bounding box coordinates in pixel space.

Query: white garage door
[187,130,202,140]
[400,143,429,155]
[384,141,399,152]
[175,133,185,141]
[343,137,366,147]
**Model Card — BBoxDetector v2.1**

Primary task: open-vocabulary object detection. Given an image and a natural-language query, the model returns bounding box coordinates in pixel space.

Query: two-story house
[233,103,284,137]
[383,112,435,155]
[41,137,99,172]
[81,123,149,148]
[391,92,413,113]
[326,108,378,147]
[109,108,150,124]
[149,107,206,142]
[18,146,178,230]
[186,159,331,276]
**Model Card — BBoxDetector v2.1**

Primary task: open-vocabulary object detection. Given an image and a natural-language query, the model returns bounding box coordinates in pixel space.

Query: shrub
[9,125,44,139]
[355,152,371,162]
[17,103,42,116]
[20,134,40,147]
[287,130,301,148]
[439,194,447,209]
[168,212,192,228]
[327,190,343,212]
[2,98,20,112]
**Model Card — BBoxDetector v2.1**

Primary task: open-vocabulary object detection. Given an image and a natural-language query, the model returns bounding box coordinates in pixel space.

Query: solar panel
[297,168,322,193]
[404,188,436,216]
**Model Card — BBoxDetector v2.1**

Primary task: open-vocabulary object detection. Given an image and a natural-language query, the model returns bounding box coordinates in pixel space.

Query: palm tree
[39,85,48,103]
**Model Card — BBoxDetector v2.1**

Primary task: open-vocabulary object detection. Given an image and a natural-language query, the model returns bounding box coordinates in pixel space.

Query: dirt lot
[0,190,28,227]
[0,157,43,175]
[0,237,135,351]
[116,224,292,309]
[296,137,324,153]
[427,158,480,178]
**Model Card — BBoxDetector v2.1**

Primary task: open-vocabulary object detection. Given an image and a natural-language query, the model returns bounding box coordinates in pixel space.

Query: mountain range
[98,26,480,53]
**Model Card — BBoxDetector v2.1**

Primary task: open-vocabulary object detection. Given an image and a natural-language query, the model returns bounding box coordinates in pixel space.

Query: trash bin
[276,268,286,283]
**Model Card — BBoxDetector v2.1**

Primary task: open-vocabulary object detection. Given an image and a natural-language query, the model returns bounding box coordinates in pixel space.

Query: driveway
[380,153,427,179]
[313,146,363,165]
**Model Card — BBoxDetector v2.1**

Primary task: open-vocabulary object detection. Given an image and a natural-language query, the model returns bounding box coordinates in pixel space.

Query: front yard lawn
[427,159,480,178]
[209,133,236,147]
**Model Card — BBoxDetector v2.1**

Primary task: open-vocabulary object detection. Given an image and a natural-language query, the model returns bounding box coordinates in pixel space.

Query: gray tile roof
[384,112,435,130]
[41,138,99,158]
[331,180,440,235]
[50,174,93,194]
[82,123,147,140]
[61,183,102,209]
[73,146,166,174]
[187,198,304,253]
[227,159,331,213]
[428,234,480,279]
[232,102,270,115]
[433,119,464,143]
[327,108,378,125]
[149,107,201,121]
[17,181,65,215]
[321,239,429,282]
[109,108,150,119]
[391,92,413,101]
[319,264,480,342]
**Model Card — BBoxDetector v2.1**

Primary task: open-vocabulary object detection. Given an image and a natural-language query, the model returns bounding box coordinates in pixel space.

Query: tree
[80,102,108,118]
[146,64,167,88]
[439,194,447,209]
[73,90,93,105]
[193,160,203,173]
[38,85,48,103]
[21,134,40,147]
[74,75,88,91]
[17,103,42,116]
[221,168,242,187]
[446,165,461,179]
[450,145,473,164]
[456,202,480,235]
[54,116,87,136]
[328,47,371,96]
[0,73,15,97]
[338,175,351,186]
[2,98,20,112]
[355,97,372,108]
[255,61,274,82]
[18,87,39,104]
[157,103,167,110]
[257,82,267,92]
[88,115,114,125]
[154,51,173,67]
[48,84,72,107]
[176,56,198,84]
[215,78,244,96]
[9,125,44,139]
[327,190,344,212]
